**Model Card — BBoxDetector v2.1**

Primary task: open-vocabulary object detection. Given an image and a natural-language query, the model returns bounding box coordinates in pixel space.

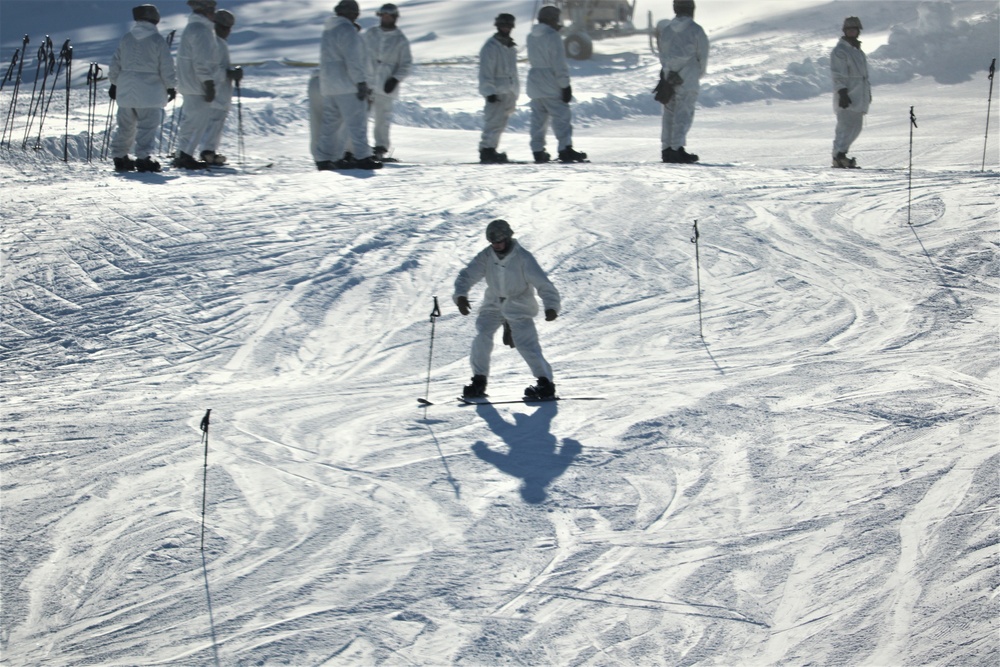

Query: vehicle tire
[564,33,593,60]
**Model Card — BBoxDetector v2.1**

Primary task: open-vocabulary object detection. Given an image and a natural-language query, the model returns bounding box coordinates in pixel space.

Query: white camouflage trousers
[175,94,214,157]
[480,92,517,150]
[833,108,864,156]
[660,89,698,150]
[471,306,553,381]
[369,92,393,150]
[529,97,573,153]
[111,106,161,159]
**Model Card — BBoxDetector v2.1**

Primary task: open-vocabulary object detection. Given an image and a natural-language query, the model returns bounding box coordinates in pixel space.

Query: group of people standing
[109,0,241,173]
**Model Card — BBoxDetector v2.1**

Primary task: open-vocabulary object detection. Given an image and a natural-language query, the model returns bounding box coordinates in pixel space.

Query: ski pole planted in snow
[2,35,29,149]
[1,48,19,92]
[983,58,996,172]
[908,106,917,225]
[691,220,704,339]
[235,79,245,167]
[62,43,72,162]
[418,296,442,406]
[199,409,212,551]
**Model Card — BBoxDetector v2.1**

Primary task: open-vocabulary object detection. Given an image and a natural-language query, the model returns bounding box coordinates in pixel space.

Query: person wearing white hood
[173,0,223,170]
[197,9,243,166]
[478,12,519,164]
[108,4,176,173]
[655,0,709,164]
[526,5,587,163]
[454,219,561,401]
[830,16,871,168]
[317,0,381,170]
[363,3,412,162]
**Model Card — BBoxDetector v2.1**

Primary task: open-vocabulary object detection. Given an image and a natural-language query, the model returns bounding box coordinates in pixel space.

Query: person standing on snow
[317,0,381,170]
[454,219,561,400]
[655,0,708,164]
[173,0,224,170]
[830,16,871,168]
[108,4,176,173]
[363,3,412,163]
[526,5,587,163]
[197,8,242,166]
[478,12,519,164]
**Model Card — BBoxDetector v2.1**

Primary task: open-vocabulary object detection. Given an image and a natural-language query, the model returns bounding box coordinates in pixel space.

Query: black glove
[108,84,116,100]
[167,88,177,102]
[457,296,471,316]
[545,309,558,321]
[561,86,572,103]
[502,320,515,347]
[838,88,851,109]
[666,71,683,87]
[357,82,371,100]
[203,80,215,102]
[227,66,243,83]
[486,93,499,103]
[383,76,398,94]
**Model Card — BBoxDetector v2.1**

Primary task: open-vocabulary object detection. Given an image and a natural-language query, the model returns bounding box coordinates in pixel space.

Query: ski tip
[417,398,433,406]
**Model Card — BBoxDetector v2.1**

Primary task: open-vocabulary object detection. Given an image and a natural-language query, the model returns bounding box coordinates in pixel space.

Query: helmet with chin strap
[843,16,863,30]
[486,219,513,243]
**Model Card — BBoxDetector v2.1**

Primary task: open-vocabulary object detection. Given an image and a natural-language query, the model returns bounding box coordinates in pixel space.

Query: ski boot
[463,374,488,398]
[173,151,208,170]
[533,150,551,164]
[674,147,699,164]
[524,377,556,400]
[832,152,858,169]
[374,146,398,163]
[661,148,678,163]
[558,146,587,163]
[200,150,227,166]
[135,156,162,173]
[479,147,509,164]
[316,160,337,171]
[113,156,136,172]
[354,155,384,170]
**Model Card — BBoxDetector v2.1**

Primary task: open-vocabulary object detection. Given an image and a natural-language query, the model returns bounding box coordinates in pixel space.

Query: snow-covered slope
[2,1,998,665]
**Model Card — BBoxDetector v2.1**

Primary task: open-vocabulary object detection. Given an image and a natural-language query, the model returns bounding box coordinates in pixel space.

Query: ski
[457,396,605,406]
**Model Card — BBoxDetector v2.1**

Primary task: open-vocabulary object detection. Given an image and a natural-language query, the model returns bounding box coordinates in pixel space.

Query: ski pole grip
[200,409,212,433]
[430,296,441,320]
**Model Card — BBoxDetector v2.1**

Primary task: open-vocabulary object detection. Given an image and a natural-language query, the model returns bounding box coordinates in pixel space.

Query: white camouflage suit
[656,15,709,150]
[454,240,561,381]
[109,21,176,159]
[317,14,372,161]
[478,32,519,151]
[830,37,871,158]
[174,12,224,157]
[526,22,572,153]
[363,24,412,152]
[199,32,233,155]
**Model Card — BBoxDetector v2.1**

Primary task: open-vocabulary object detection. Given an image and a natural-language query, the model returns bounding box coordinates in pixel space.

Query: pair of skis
[418,395,604,407]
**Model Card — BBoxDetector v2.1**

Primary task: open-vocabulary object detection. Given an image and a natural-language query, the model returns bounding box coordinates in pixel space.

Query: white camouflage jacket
[830,38,871,114]
[479,34,519,98]
[454,240,561,320]
[109,21,176,108]
[363,26,412,98]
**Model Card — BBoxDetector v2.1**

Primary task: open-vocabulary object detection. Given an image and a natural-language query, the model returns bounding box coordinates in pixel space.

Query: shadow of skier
[471,401,581,504]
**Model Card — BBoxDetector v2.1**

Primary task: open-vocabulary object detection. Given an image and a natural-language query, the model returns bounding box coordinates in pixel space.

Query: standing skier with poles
[173,0,223,170]
[454,219,561,400]
[109,4,177,172]
[830,16,871,168]
[197,8,242,166]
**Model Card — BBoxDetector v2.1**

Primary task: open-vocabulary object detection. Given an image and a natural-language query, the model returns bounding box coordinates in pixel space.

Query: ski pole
[908,106,917,225]
[35,40,69,150]
[1,48,19,92]
[101,93,115,160]
[419,296,442,406]
[158,29,176,155]
[691,220,704,339]
[983,58,996,172]
[235,79,244,167]
[199,409,212,551]
[2,35,29,149]
[63,44,72,162]
[21,38,50,149]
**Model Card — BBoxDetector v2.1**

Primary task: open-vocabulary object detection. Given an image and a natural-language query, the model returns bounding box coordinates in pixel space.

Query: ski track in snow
[2,1,999,664]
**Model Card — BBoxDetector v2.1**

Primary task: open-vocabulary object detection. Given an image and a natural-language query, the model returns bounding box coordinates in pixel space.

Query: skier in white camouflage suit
[173,0,224,169]
[454,219,561,400]
[478,12,519,164]
[363,3,412,162]
[830,16,871,168]
[526,5,586,163]
[655,0,709,164]
[196,8,242,166]
[108,4,176,173]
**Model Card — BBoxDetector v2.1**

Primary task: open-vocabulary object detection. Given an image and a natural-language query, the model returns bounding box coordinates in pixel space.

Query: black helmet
[486,219,513,243]
[132,4,160,23]
[495,13,515,28]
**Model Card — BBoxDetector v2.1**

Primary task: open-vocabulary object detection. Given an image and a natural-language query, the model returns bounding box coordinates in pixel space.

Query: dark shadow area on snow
[472,401,581,505]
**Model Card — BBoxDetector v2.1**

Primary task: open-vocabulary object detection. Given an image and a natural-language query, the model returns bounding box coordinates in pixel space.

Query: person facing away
[173,0,223,170]
[526,5,587,164]
[655,0,708,164]
[830,16,871,168]
[478,12,519,164]
[454,219,561,400]
[196,8,242,166]
[317,0,381,170]
[363,2,412,162]
[108,4,176,173]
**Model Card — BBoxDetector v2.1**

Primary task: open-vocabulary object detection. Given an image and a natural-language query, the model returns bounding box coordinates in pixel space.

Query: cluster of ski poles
[2,34,74,159]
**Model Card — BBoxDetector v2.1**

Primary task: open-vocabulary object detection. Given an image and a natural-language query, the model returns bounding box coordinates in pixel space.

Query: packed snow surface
[2,1,998,665]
